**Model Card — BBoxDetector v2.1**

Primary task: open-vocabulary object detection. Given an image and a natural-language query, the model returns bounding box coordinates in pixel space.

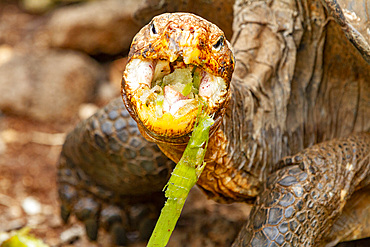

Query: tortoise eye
[213,35,224,50]
[150,23,157,35]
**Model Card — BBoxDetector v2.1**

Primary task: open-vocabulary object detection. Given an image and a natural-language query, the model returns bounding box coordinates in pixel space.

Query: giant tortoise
[57,0,370,246]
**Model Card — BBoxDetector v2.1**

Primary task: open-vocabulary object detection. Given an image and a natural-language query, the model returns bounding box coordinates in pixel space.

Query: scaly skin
[132,0,235,39]
[58,1,370,246]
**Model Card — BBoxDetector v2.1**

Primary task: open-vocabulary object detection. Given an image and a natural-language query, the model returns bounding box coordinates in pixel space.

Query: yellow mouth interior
[125,57,226,137]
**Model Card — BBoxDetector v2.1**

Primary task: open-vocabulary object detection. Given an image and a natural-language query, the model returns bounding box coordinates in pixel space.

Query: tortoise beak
[121,13,234,142]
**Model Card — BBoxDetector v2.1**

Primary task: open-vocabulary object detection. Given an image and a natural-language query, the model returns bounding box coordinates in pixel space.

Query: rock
[108,57,127,91]
[96,82,119,105]
[78,103,99,120]
[0,5,37,48]
[0,45,14,67]
[8,205,23,218]
[21,0,54,14]
[0,232,10,244]
[44,0,144,55]
[0,50,100,122]
[60,225,84,244]
[0,136,6,155]
[22,197,41,215]
[27,214,46,226]
[47,213,62,228]
[0,218,27,232]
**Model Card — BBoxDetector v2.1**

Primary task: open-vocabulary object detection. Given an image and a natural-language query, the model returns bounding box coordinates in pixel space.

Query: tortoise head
[122,13,234,143]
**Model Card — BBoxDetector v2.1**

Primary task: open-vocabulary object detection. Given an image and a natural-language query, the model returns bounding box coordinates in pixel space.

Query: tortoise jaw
[123,57,228,139]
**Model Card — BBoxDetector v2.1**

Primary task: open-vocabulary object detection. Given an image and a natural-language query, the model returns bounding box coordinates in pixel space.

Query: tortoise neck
[196,82,291,201]
[213,82,291,181]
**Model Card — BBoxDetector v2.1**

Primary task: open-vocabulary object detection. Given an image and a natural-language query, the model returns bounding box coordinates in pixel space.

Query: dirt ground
[0,115,73,246]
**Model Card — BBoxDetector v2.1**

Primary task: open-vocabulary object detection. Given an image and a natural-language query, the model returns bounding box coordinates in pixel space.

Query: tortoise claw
[110,222,128,246]
[73,197,100,241]
[101,205,128,245]
[101,205,126,230]
[58,184,77,223]
[84,218,99,241]
[138,218,157,240]
[73,197,100,222]
[60,204,71,223]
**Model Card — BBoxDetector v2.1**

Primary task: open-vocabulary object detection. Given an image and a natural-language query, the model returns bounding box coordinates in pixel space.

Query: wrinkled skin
[58,0,370,246]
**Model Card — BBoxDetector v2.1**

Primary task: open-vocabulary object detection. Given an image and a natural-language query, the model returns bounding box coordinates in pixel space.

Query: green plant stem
[147,113,214,247]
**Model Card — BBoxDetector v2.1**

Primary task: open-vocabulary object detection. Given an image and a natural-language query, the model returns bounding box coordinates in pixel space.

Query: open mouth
[123,56,228,138]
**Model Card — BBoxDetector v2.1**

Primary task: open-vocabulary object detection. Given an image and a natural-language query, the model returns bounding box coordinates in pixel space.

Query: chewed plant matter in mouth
[142,60,203,117]
[124,56,227,137]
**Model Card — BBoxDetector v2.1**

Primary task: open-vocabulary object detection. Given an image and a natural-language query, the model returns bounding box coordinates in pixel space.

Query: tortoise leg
[57,97,175,244]
[232,132,370,246]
